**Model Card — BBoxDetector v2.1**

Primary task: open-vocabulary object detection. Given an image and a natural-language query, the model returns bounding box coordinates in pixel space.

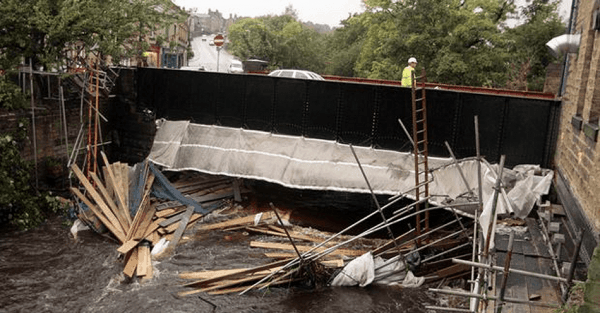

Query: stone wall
[555,0,600,243]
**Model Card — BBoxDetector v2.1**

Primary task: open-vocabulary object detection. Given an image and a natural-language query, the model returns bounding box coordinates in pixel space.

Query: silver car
[268,69,324,80]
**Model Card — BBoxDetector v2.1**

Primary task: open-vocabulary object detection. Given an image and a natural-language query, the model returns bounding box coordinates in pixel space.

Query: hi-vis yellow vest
[402,66,414,87]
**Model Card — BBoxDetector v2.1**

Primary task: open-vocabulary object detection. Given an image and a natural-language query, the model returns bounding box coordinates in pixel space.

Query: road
[188,34,237,73]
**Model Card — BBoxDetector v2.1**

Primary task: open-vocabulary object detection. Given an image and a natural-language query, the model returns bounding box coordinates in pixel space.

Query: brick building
[555,0,600,257]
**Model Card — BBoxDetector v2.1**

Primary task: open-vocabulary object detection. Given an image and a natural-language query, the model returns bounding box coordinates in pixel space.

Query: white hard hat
[408,57,417,64]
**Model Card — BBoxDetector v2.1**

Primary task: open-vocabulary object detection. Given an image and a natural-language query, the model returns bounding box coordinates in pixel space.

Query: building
[554,0,600,261]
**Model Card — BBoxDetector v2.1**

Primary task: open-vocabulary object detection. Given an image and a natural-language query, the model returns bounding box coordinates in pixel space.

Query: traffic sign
[213,34,224,47]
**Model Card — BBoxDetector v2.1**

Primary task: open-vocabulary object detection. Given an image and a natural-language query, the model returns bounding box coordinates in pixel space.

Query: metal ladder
[411,69,430,238]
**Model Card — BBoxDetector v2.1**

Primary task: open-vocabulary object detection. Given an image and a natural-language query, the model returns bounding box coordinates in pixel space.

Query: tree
[227,15,325,72]
[502,0,565,90]
[324,15,368,77]
[355,0,517,86]
[0,0,185,71]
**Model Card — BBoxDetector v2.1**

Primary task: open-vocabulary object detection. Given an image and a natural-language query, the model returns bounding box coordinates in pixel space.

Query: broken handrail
[269,203,303,261]
[389,178,435,201]
[421,242,471,264]
[480,158,517,215]
[428,288,559,309]
[452,259,584,284]
[537,213,568,298]
[375,228,467,272]
[562,229,584,303]
[239,191,426,295]
[444,141,474,198]
[472,115,483,311]
[304,199,432,263]
[496,231,515,313]
[350,144,406,267]
[424,305,474,312]
[374,218,462,258]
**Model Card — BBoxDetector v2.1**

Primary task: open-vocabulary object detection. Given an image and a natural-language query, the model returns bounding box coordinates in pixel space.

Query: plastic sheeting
[148,120,553,242]
[330,252,425,287]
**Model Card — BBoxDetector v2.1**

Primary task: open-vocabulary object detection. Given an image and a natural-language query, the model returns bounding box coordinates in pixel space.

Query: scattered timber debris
[69,154,243,281]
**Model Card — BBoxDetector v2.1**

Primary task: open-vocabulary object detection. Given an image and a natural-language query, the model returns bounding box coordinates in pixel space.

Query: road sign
[213,34,224,47]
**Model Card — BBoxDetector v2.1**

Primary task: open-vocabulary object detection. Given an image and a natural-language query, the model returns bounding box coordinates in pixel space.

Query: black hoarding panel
[187,71,219,125]
[373,86,413,151]
[337,83,378,146]
[274,78,306,136]
[305,81,340,141]
[244,75,275,131]
[458,93,507,163]
[501,98,552,166]
[216,74,246,128]
[426,89,461,157]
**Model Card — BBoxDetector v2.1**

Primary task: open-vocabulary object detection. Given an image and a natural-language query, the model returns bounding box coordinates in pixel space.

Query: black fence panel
[273,78,306,136]
[216,73,246,128]
[304,81,340,141]
[337,83,378,146]
[372,86,413,151]
[135,68,560,168]
[244,75,274,131]
[502,98,556,166]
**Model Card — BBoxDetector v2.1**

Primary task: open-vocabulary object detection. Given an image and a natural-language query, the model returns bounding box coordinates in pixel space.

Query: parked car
[180,66,205,71]
[227,61,244,74]
[268,69,324,80]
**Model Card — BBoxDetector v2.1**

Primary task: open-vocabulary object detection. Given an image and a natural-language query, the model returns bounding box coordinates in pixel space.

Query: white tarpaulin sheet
[149,120,553,245]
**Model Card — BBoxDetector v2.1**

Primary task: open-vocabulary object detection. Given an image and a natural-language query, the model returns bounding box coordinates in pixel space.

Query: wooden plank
[117,239,140,254]
[179,272,271,296]
[120,162,129,211]
[199,212,275,231]
[125,172,155,241]
[90,171,129,233]
[70,187,126,243]
[190,188,234,204]
[132,203,156,240]
[250,241,367,257]
[155,206,186,218]
[123,248,138,278]
[71,164,126,237]
[245,226,329,244]
[263,253,344,267]
[184,258,294,287]
[168,206,195,249]
[158,211,184,227]
[162,221,180,234]
[100,152,132,226]
[179,267,282,280]
[137,244,150,277]
[177,178,232,195]
[206,278,300,295]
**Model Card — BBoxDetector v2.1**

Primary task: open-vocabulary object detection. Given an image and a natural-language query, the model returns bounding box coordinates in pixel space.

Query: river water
[0,213,441,313]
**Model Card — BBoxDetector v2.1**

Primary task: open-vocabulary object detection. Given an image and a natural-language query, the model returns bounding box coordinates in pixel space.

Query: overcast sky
[172,0,366,28]
[172,0,573,29]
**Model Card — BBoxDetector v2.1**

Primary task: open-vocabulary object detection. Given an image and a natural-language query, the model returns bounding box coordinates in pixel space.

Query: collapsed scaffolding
[38,62,586,311]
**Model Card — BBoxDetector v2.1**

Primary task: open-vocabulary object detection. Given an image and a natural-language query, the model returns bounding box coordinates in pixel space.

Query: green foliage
[0,0,185,71]
[0,75,28,110]
[0,118,67,230]
[227,15,325,72]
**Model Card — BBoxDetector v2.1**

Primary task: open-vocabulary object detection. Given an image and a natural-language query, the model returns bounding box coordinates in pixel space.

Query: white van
[228,60,244,74]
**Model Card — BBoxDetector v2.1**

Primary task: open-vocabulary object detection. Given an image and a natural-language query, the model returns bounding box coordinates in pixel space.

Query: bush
[0,118,66,230]
[0,75,28,110]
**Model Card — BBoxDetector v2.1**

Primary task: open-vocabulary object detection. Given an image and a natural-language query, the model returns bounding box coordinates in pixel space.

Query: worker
[401,57,418,87]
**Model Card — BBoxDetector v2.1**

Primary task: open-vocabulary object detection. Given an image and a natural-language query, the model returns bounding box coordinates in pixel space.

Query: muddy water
[0,216,438,313]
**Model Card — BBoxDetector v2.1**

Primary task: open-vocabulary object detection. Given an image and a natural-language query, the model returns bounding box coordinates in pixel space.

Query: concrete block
[553,233,566,244]
[561,262,571,277]
[549,222,561,233]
